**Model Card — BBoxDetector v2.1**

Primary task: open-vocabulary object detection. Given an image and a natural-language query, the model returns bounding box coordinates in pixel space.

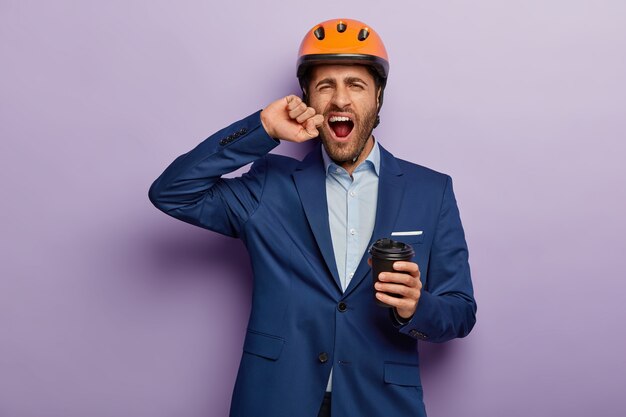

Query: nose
[331,85,351,109]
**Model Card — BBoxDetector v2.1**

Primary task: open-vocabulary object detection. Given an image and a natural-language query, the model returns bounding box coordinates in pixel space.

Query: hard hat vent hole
[337,22,347,33]
[358,28,369,41]
[314,26,325,40]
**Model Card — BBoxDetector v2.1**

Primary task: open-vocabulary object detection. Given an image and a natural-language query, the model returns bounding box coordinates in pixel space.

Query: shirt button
[349,272,354,278]
[335,168,341,173]
[350,229,356,235]
[318,352,329,363]
[350,191,356,197]
[337,302,347,312]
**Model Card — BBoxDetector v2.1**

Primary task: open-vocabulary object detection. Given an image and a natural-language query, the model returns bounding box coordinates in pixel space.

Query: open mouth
[328,115,354,138]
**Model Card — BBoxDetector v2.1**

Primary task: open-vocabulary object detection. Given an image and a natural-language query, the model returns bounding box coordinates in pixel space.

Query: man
[149,18,476,417]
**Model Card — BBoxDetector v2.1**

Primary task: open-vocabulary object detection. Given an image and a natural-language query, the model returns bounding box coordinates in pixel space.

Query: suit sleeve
[397,176,477,343]
[148,110,279,237]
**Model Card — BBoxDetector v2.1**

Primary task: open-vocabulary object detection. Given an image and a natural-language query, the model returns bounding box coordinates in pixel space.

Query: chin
[322,141,362,164]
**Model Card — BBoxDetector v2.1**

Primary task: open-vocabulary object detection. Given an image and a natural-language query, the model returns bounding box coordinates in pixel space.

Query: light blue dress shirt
[322,141,381,292]
[322,141,380,393]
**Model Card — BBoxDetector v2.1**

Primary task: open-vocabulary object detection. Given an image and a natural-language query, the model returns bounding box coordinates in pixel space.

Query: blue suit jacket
[149,111,476,417]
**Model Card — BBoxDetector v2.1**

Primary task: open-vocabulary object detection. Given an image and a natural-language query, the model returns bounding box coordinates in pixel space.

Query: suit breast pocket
[391,231,424,246]
[391,232,425,264]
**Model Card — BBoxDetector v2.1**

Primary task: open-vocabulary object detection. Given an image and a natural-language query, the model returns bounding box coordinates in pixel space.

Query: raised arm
[148,96,323,237]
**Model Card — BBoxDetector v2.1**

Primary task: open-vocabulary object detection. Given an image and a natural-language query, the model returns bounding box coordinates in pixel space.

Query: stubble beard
[319,106,378,164]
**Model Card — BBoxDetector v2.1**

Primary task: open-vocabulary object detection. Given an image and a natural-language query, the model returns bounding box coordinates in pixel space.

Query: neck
[338,136,375,175]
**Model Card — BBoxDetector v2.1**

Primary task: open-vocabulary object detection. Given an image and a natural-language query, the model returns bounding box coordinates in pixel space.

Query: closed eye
[344,76,368,90]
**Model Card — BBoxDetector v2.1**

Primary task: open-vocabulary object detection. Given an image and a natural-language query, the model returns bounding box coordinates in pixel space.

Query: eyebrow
[344,76,368,86]
[315,76,369,89]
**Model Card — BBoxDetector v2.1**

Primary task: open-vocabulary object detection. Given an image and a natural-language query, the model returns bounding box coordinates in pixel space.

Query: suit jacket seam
[242,155,270,233]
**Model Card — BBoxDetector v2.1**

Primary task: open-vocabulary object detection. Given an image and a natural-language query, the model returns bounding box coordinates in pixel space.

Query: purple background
[2,1,625,416]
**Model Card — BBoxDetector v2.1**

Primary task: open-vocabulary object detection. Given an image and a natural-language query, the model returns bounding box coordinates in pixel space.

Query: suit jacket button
[318,352,329,363]
[337,302,347,312]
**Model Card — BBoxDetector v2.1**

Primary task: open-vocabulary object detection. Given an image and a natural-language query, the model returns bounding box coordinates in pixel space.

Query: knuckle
[401,275,412,286]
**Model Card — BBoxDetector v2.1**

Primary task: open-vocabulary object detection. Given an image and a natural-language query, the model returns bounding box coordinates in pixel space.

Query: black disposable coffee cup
[369,238,415,308]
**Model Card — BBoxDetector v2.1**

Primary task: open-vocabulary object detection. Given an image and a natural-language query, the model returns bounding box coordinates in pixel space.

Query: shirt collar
[321,138,381,177]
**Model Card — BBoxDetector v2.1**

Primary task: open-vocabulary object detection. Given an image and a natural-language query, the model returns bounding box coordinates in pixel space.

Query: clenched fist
[260,95,324,142]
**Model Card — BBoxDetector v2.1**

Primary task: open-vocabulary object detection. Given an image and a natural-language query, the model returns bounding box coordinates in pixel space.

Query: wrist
[391,308,412,326]
[260,109,276,139]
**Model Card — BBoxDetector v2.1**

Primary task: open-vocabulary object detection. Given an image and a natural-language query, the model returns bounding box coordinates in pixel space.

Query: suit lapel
[344,145,405,297]
[292,144,342,291]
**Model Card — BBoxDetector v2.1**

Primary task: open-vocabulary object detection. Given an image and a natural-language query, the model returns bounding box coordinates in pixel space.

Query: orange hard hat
[297,18,389,84]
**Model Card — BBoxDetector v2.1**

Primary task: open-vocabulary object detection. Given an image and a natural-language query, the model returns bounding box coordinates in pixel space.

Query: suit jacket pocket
[243,329,285,361]
[392,233,424,245]
[384,362,422,387]
[405,235,424,245]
